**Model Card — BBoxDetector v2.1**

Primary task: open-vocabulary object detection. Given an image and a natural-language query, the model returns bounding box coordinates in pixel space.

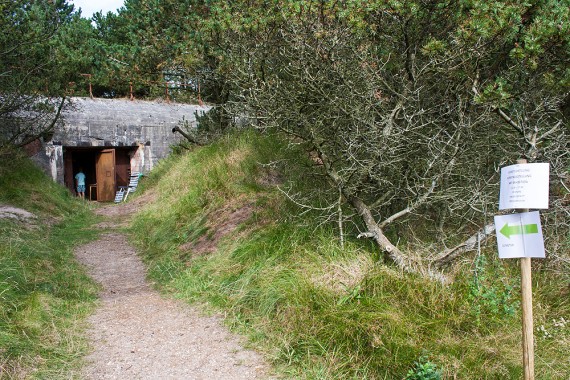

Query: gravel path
[75,202,273,379]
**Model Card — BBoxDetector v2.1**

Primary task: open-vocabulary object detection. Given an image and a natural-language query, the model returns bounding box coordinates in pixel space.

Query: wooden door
[96,149,116,202]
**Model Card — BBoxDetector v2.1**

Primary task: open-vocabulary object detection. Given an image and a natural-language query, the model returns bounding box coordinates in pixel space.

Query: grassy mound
[131,131,569,379]
[0,150,99,378]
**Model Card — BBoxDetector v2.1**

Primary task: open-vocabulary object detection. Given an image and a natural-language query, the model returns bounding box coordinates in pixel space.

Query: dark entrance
[63,147,136,201]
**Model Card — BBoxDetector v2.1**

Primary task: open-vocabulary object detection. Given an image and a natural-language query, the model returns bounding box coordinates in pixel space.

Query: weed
[405,357,442,380]
[468,254,518,325]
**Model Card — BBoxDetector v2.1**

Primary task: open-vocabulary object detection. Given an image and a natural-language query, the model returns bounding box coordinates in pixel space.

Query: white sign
[494,211,545,259]
[499,163,549,210]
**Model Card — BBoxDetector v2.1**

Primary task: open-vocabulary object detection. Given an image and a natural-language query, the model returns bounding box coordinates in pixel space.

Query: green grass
[0,150,99,379]
[131,131,570,379]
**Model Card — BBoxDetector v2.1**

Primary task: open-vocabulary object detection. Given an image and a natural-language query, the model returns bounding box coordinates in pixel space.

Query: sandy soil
[75,199,274,379]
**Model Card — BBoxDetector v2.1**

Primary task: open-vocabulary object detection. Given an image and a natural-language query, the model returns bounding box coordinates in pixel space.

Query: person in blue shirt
[75,168,86,199]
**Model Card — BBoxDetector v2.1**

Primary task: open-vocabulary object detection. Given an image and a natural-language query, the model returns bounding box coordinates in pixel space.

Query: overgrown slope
[0,151,99,378]
[131,132,569,379]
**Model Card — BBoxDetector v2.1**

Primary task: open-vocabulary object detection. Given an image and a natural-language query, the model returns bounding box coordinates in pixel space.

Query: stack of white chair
[114,172,141,203]
[123,172,140,201]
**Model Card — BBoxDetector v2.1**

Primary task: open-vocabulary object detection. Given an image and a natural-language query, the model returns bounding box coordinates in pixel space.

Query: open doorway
[63,147,138,201]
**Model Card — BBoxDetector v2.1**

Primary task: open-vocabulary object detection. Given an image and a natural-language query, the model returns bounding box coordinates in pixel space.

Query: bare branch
[434,224,496,267]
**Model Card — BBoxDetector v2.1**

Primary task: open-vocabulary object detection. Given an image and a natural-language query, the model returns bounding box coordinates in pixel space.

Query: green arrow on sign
[500,223,539,239]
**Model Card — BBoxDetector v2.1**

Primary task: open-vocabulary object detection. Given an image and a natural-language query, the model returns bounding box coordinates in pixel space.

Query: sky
[69,0,125,18]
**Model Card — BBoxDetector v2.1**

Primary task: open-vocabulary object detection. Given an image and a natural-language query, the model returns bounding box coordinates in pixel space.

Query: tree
[200,0,569,274]
[0,0,85,149]
[90,0,210,101]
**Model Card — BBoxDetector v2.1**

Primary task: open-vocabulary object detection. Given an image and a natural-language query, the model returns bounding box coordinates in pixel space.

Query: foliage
[0,0,95,148]
[184,0,570,271]
[0,0,75,93]
[89,0,212,101]
[468,254,518,325]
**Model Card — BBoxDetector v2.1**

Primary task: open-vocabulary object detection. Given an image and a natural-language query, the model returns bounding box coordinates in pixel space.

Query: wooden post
[517,158,534,380]
[521,256,534,379]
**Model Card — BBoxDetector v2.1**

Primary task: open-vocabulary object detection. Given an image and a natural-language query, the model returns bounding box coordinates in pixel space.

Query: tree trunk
[349,196,412,273]
[433,223,495,268]
[172,126,204,146]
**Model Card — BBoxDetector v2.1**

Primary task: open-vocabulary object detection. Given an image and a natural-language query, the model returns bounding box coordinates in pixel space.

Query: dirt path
[75,200,273,379]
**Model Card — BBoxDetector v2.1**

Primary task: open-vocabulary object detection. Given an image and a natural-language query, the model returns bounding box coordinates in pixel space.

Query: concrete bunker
[27,97,210,201]
[63,145,144,201]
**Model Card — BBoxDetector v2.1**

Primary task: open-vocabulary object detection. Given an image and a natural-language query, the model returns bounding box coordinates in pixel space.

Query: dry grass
[310,254,374,295]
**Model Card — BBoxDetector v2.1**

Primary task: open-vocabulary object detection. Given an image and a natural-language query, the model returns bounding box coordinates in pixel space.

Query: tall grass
[131,131,570,379]
[0,150,99,378]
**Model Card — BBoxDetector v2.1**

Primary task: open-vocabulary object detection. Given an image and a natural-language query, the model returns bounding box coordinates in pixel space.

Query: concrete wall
[33,97,210,183]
